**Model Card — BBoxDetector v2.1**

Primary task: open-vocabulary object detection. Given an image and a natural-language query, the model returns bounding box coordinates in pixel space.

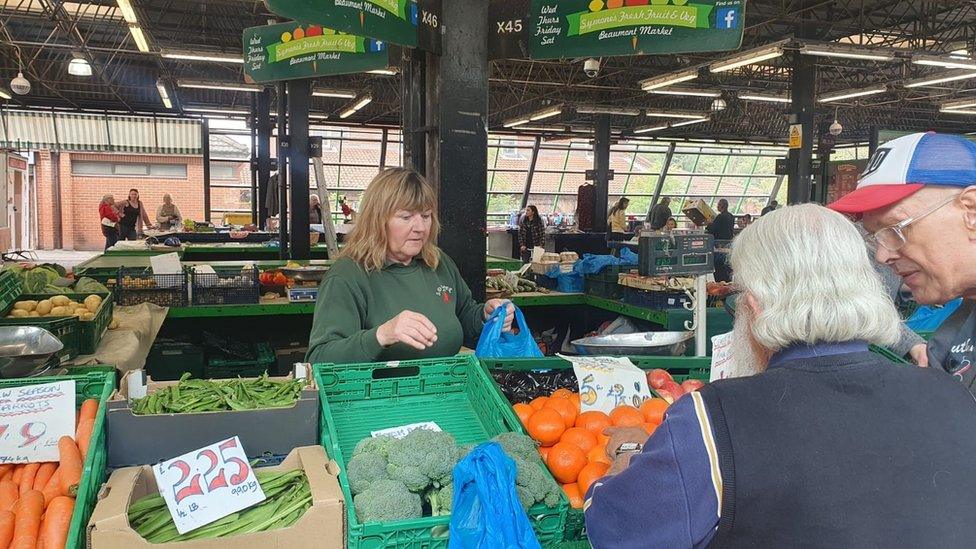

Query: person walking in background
[116,188,153,240]
[155,194,183,232]
[99,194,120,250]
[706,199,735,240]
[664,217,678,232]
[607,197,630,241]
[310,194,324,226]
[761,199,779,216]
[518,205,546,263]
[736,213,753,232]
[648,196,672,230]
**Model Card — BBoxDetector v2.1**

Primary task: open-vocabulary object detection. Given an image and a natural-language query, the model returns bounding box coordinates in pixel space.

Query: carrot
[57,438,82,498]
[10,467,21,485]
[0,468,11,484]
[41,469,62,508]
[77,399,98,428]
[9,490,42,549]
[0,482,16,513]
[0,469,10,483]
[38,497,72,549]
[17,464,38,497]
[75,419,95,459]
[32,464,56,493]
[0,510,13,549]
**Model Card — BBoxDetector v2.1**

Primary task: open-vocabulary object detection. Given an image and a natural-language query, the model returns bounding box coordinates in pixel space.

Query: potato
[84,294,102,313]
[79,312,95,321]
[35,300,53,315]
[67,301,80,309]
[109,317,120,330]
[72,309,86,317]
[8,309,28,318]
[28,311,40,317]
[13,300,37,312]
[50,295,70,307]
[49,306,70,317]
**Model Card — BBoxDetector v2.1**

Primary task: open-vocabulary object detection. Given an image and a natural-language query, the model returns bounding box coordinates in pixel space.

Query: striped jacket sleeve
[583,392,722,548]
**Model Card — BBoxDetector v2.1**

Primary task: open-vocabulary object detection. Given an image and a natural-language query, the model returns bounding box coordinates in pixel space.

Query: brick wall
[34,151,211,251]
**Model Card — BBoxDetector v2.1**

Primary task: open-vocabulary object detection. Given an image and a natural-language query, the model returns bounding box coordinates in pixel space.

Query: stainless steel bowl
[571,331,693,356]
[0,326,64,378]
[281,266,329,283]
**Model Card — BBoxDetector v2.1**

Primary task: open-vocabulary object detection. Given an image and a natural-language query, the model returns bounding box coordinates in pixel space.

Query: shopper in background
[706,198,735,240]
[585,204,976,547]
[155,194,183,232]
[829,132,976,394]
[648,196,672,230]
[517,205,546,263]
[607,197,630,241]
[309,194,324,226]
[98,194,120,250]
[737,213,753,230]
[761,199,779,216]
[664,217,677,232]
[306,168,514,364]
[116,188,153,240]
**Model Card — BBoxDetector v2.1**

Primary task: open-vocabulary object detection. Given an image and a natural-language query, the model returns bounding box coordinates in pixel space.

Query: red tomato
[646,369,674,390]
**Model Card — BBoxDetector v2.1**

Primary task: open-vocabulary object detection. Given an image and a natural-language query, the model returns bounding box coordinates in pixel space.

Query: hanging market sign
[243,21,388,84]
[263,0,441,52]
[526,0,745,60]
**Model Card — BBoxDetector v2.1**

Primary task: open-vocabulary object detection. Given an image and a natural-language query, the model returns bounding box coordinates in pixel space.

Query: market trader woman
[306,168,514,364]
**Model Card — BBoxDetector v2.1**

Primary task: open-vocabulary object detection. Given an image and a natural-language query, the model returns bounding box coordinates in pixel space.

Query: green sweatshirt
[306,251,485,364]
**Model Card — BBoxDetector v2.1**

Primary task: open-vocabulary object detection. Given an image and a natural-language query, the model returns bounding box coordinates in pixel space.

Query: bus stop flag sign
[528,0,745,59]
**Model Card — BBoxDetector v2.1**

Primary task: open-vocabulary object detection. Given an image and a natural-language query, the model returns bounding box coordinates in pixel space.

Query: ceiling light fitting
[576,105,641,116]
[913,54,976,70]
[709,46,783,73]
[818,86,887,103]
[161,51,244,64]
[800,45,896,62]
[645,110,710,119]
[640,69,698,91]
[738,93,791,103]
[904,71,976,88]
[647,88,721,98]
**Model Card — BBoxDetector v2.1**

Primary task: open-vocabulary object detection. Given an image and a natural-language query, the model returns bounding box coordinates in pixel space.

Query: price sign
[0,380,75,463]
[559,355,652,414]
[153,437,265,534]
[709,332,735,382]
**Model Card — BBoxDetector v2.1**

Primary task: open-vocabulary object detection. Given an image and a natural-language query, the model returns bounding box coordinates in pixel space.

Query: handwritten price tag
[0,380,75,463]
[558,354,652,414]
[371,422,442,439]
[153,436,265,534]
[710,332,735,382]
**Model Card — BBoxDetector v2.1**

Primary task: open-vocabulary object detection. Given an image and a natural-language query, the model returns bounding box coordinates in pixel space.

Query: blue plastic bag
[544,265,585,293]
[619,247,638,264]
[449,442,541,549]
[907,298,963,332]
[476,304,543,358]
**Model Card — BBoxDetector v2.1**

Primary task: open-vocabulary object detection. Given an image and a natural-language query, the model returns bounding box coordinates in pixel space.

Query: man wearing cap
[829,131,976,393]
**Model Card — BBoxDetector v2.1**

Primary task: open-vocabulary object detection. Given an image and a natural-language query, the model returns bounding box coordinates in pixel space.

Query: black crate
[622,287,692,310]
[532,272,558,290]
[116,268,188,307]
[191,267,260,305]
[146,340,205,381]
[585,276,624,299]
[205,342,275,379]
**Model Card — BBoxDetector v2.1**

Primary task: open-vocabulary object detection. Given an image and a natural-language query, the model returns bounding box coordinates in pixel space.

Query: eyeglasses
[866,194,958,252]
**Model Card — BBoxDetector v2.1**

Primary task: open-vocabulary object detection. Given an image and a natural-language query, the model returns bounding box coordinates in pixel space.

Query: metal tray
[281,266,329,282]
[0,326,65,378]
[571,331,693,356]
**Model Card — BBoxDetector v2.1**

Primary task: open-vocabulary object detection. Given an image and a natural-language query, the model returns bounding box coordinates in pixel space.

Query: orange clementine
[575,411,612,435]
[526,407,566,446]
[538,446,551,464]
[529,396,550,411]
[642,422,659,436]
[609,405,643,427]
[561,482,583,509]
[595,433,610,449]
[568,393,581,410]
[640,398,669,424]
[577,462,610,496]
[547,442,588,484]
[544,397,578,428]
[513,403,534,427]
[560,427,598,453]
[551,388,575,400]
[586,444,611,466]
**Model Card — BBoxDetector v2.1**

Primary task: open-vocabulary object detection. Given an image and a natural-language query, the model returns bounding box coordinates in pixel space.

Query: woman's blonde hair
[101,194,114,204]
[341,168,441,272]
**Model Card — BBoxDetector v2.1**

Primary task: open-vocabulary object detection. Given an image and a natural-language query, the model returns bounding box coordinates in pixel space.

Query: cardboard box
[88,445,345,549]
[107,365,319,468]
[682,199,717,226]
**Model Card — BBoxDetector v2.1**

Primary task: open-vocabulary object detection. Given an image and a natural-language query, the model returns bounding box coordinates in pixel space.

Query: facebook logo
[716,8,739,29]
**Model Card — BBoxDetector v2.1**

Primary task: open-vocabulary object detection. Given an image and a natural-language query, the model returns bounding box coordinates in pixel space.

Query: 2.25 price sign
[153,436,265,534]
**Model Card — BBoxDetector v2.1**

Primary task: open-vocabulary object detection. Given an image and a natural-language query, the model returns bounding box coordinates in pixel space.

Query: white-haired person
[156,194,183,232]
[584,204,976,547]
[306,168,513,364]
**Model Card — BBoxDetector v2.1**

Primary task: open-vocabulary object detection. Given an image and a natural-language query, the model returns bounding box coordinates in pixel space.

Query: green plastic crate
[0,370,115,549]
[206,342,275,379]
[78,292,113,355]
[0,292,112,358]
[313,355,569,548]
[870,345,911,364]
[0,269,20,310]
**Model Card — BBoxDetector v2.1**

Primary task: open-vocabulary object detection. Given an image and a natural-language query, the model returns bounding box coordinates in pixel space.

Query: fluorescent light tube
[739,93,791,103]
[645,110,709,119]
[710,46,783,73]
[818,86,886,103]
[641,70,698,91]
[647,88,721,98]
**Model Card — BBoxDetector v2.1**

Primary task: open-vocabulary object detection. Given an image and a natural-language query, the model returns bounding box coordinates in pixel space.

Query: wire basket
[191,267,259,305]
[115,268,188,307]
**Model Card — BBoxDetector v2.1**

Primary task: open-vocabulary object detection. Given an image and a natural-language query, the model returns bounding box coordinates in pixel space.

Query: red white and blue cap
[828,132,976,214]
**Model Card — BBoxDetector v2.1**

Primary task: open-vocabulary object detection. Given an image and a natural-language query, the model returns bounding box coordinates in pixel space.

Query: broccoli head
[387,429,460,492]
[353,479,422,523]
[512,456,561,510]
[427,483,453,516]
[346,452,390,495]
[492,432,540,462]
[353,435,396,459]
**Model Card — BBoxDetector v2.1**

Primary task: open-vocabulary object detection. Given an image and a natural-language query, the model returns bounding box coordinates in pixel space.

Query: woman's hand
[484,299,515,332]
[910,343,929,367]
[376,310,438,350]
[520,245,527,252]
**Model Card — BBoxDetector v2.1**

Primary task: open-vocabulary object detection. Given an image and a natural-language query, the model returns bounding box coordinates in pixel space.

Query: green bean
[131,376,305,415]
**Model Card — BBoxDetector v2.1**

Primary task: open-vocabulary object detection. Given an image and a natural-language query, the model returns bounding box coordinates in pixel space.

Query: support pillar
[402,48,427,175]
[287,79,311,260]
[520,136,541,209]
[202,120,211,222]
[591,115,611,233]
[868,126,880,157]
[787,50,815,204]
[426,0,489,300]
[276,82,289,259]
[250,97,258,225]
[647,141,676,221]
[257,89,272,229]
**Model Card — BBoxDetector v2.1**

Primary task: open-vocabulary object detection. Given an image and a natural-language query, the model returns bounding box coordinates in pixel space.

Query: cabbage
[22,267,59,293]
[74,277,109,294]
